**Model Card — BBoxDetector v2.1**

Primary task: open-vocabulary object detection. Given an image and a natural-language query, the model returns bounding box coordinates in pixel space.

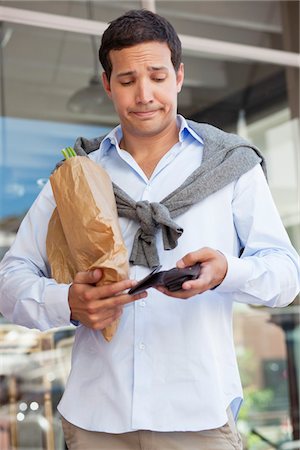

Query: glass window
[0,0,289,50]
[0,21,112,450]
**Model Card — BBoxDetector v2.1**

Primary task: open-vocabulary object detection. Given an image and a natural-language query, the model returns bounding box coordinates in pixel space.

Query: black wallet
[128,263,201,295]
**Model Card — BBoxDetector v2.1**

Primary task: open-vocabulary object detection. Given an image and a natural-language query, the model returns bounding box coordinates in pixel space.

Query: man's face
[102,41,184,139]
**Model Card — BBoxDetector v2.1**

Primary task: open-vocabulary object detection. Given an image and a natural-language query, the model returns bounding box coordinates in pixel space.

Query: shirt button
[140,301,146,307]
[139,343,145,350]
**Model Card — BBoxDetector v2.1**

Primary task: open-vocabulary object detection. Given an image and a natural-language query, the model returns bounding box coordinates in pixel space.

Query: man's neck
[120,122,179,178]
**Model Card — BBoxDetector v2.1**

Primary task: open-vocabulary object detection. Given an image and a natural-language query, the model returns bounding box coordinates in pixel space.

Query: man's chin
[128,115,174,134]
[125,117,154,130]
[133,123,168,138]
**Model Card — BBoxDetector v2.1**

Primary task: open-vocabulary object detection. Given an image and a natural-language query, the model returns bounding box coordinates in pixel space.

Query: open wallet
[128,263,201,295]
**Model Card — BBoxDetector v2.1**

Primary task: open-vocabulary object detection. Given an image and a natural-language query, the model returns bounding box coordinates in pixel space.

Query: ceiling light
[67,74,105,114]
[66,1,106,115]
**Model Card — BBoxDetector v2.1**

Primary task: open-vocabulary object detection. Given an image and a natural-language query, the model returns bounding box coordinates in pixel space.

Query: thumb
[176,249,209,268]
[73,269,102,284]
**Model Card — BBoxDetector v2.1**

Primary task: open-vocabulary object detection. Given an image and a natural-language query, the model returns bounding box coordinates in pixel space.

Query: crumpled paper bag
[46,156,129,341]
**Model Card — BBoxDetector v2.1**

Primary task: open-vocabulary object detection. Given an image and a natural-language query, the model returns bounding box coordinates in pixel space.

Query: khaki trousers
[61,410,243,450]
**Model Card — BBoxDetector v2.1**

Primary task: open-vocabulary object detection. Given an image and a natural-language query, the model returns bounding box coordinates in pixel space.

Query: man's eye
[121,81,133,86]
[153,78,166,82]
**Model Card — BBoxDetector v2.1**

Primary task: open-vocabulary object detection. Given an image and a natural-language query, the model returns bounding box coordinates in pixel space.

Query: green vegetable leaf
[62,146,77,159]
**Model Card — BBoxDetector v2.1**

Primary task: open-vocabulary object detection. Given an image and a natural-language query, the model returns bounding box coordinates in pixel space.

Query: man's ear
[102,72,112,98]
[176,63,184,93]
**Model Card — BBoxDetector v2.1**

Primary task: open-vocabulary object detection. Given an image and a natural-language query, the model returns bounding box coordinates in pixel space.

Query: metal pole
[269,311,300,441]
[141,0,156,13]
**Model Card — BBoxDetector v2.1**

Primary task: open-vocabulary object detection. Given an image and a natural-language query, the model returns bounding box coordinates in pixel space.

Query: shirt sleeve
[0,181,73,330]
[216,164,300,307]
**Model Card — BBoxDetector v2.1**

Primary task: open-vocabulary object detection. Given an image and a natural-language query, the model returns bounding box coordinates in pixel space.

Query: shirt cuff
[214,253,253,293]
[44,281,73,327]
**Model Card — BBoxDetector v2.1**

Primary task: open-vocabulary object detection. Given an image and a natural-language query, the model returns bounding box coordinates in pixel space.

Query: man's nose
[136,80,154,104]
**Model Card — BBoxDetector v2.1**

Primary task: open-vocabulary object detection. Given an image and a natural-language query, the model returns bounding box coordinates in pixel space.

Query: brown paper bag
[46,156,129,341]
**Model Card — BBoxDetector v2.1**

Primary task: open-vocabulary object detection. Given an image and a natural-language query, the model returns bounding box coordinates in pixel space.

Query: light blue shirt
[0,115,299,433]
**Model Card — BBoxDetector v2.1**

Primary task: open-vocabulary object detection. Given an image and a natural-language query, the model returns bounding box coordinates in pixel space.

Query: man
[0,9,299,450]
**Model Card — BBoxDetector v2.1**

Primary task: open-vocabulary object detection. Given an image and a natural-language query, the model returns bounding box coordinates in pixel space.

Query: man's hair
[99,9,182,81]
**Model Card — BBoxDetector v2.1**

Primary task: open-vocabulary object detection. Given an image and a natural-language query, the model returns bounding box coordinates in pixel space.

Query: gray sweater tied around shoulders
[73,120,266,268]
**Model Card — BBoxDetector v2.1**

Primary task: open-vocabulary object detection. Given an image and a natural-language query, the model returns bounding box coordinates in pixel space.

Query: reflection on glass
[234,305,299,448]
[0,323,75,449]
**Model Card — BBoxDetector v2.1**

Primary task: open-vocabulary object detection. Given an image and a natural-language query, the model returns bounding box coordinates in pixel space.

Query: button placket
[132,290,148,427]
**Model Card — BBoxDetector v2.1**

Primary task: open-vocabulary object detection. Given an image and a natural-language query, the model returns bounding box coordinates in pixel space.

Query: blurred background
[0,1,299,449]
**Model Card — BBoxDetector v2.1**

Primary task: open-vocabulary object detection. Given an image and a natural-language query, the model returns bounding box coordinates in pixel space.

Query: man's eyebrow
[117,71,136,78]
[148,66,169,72]
[116,66,169,78]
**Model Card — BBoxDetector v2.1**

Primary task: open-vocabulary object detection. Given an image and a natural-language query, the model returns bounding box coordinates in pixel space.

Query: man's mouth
[130,109,160,118]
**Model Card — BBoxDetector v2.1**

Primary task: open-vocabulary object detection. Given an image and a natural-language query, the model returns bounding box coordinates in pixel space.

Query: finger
[176,251,202,268]
[181,262,218,289]
[100,311,122,329]
[104,291,148,308]
[73,269,102,285]
[92,306,123,323]
[93,279,139,299]
[83,298,124,316]
[181,277,211,291]
[73,281,145,309]
[176,247,214,268]
[87,291,147,312]
[156,274,212,297]
[91,310,123,331]
[156,286,198,299]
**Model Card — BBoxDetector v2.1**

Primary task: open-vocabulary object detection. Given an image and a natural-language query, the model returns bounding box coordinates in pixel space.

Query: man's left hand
[156,247,228,299]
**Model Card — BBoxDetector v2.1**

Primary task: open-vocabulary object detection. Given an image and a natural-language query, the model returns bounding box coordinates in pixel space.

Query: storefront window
[0,0,290,50]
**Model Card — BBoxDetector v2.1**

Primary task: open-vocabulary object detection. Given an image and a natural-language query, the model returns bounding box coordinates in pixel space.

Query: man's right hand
[68,269,147,330]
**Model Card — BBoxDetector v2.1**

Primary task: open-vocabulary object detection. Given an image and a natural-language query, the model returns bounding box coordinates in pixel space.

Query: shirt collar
[177,115,204,145]
[99,115,203,155]
[99,125,122,155]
